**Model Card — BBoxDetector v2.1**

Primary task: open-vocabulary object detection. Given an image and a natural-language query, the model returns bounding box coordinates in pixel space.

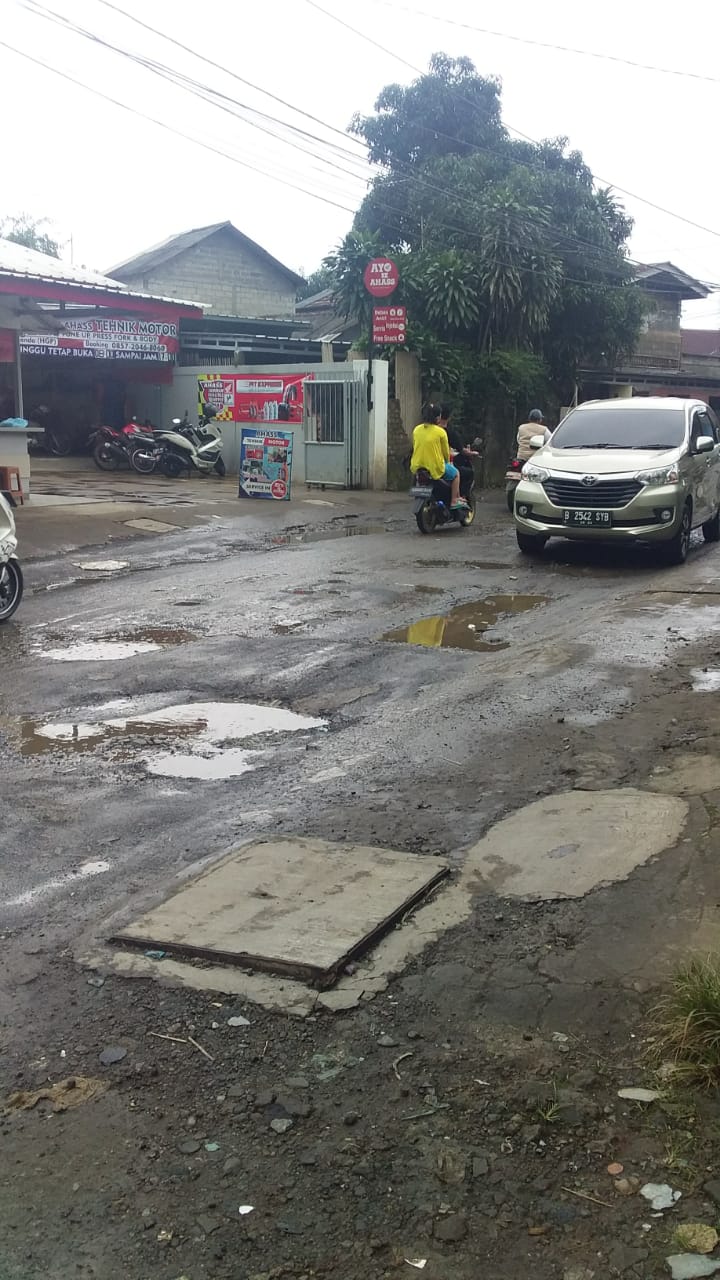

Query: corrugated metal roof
[109,221,304,287]
[635,261,710,301]
[681,329,720,357]
[0,237,126,289]
[0,236,205,311]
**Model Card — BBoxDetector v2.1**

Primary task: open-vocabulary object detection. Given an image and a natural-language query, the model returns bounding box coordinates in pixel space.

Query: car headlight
[522,462,549,482]
[635,465,679,485]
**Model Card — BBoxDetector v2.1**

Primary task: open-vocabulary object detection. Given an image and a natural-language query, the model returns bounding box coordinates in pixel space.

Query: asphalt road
[3,493,720,975]
[7,494,720,1280]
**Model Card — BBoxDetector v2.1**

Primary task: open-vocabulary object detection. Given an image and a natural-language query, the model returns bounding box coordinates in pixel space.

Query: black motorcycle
[411,464,477,534]
[407,442,479,537]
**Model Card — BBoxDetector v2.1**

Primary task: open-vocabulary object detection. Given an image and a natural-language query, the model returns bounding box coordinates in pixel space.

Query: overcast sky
[4,0,720,326]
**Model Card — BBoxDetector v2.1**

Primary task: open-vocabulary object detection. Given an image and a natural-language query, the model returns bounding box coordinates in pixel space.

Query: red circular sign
[271,479,287,500]
[363,258,399,298]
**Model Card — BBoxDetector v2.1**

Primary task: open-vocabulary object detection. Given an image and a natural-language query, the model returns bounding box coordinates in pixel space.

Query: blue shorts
[443,462,459,481]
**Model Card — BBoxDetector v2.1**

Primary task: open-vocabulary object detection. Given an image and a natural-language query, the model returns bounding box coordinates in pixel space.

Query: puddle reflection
[383,594,549,652]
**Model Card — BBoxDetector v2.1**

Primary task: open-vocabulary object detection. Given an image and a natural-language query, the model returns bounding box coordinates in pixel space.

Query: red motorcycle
[89,419,158,474]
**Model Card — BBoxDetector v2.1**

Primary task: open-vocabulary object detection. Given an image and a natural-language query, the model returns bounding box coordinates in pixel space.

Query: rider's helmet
[528,408,544,423]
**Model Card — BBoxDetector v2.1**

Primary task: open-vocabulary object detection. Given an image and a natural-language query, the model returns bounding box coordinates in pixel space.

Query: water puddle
[383,594,549,652]
[272,523,389,547]
[414,559,511,571]
[691,669,720,693]
[16,701,327,780]
[42,627,195,662]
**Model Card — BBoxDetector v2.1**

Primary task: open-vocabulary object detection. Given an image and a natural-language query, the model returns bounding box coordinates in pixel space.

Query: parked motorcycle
[0,489,23,622]
[90,420,158,473]
[156,411,226,478]
[26,404,73,457]
[411,446,479,535]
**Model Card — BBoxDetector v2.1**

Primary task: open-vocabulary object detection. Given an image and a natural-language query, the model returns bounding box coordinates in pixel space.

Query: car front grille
[542,476,643,509]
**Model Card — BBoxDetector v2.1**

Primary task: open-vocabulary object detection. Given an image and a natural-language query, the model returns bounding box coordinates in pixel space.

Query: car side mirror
[695,435,715,454]
[530,435,545,450]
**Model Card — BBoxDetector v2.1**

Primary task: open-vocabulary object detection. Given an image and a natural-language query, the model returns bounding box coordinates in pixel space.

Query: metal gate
[304,376,369,489]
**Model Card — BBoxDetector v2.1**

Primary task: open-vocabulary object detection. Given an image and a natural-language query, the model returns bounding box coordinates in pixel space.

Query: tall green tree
[0,214,60,257]
[340,54,643,410]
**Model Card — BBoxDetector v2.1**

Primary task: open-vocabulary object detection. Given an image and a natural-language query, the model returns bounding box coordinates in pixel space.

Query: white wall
[163,361,389,489]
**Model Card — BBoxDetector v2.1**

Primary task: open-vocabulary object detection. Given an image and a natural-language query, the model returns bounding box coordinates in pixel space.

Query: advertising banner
[198,372,314,424]
[20,317,179,362]
[197,374,236,421]
[372,305,407,344]
[239,428,293,501]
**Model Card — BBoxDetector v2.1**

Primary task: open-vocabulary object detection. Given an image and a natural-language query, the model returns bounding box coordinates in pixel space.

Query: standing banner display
[239,427,293,500]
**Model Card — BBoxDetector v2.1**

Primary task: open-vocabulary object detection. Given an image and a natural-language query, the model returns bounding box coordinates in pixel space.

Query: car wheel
[662,501,692,565]
[702,508,720,543]
[516,531,547,556]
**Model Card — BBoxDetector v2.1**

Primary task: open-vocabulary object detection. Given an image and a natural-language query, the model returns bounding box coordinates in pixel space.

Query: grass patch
[651,955,720,1088]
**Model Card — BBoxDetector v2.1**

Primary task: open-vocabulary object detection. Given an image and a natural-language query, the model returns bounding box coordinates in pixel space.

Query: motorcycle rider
[411,403,467,509]
[440,404,479,500]
[516,408,551,461]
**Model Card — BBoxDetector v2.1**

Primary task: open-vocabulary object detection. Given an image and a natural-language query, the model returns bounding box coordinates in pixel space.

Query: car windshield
[551,405,686,450]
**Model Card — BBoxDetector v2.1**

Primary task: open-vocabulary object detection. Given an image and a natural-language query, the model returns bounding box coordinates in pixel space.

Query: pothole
[16,701,327,780]
[272,523,389,547]
[74,560,129,573]
[41,627,195,662]
[382,594,549,651]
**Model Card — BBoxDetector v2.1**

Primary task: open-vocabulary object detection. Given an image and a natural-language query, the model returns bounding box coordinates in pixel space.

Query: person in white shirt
[516,408,551,461]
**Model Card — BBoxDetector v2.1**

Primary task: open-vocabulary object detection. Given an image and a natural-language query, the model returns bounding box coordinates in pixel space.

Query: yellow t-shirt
[411,422,450,479]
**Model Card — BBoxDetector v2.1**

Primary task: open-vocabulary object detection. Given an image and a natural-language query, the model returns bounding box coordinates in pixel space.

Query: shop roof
[0,237,204,317]
[109,221,304,288]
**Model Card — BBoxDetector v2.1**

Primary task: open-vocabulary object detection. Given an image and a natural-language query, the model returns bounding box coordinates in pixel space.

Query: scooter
[505,440,542,511]
[156,412,226,478]
[411,448,478,535]
[0,490,23,622]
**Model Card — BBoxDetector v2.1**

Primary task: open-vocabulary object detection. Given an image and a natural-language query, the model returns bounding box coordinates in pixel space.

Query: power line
[93,0,368,155]
[0,38,361,216]
[1,36,649,298]
[18,0,375,191]
[368,0,720,87]
[22,0,639,282]
[7,7,716,299]
[305,0,720,250]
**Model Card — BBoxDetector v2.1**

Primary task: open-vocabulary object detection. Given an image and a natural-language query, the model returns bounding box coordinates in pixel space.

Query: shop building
[0,238,203,484]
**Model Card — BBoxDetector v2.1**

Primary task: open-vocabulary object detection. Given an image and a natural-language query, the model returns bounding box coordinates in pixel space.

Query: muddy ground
[3,492,720,1279]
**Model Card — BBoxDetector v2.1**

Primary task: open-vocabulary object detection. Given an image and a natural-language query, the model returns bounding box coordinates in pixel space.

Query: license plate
[411,486,433,497]
[563,509,612,527]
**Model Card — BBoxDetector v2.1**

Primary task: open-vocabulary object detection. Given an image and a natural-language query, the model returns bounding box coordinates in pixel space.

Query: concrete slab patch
[124,518,181,534]
[112,838,449,987]
[647,753,720,796]
[465,788,688,900]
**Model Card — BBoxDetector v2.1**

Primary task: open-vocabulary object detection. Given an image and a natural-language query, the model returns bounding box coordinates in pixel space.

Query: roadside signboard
[363,258,400,298]
[372,305,407,344]
[239,427,293,501]
[21,316,179,362]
